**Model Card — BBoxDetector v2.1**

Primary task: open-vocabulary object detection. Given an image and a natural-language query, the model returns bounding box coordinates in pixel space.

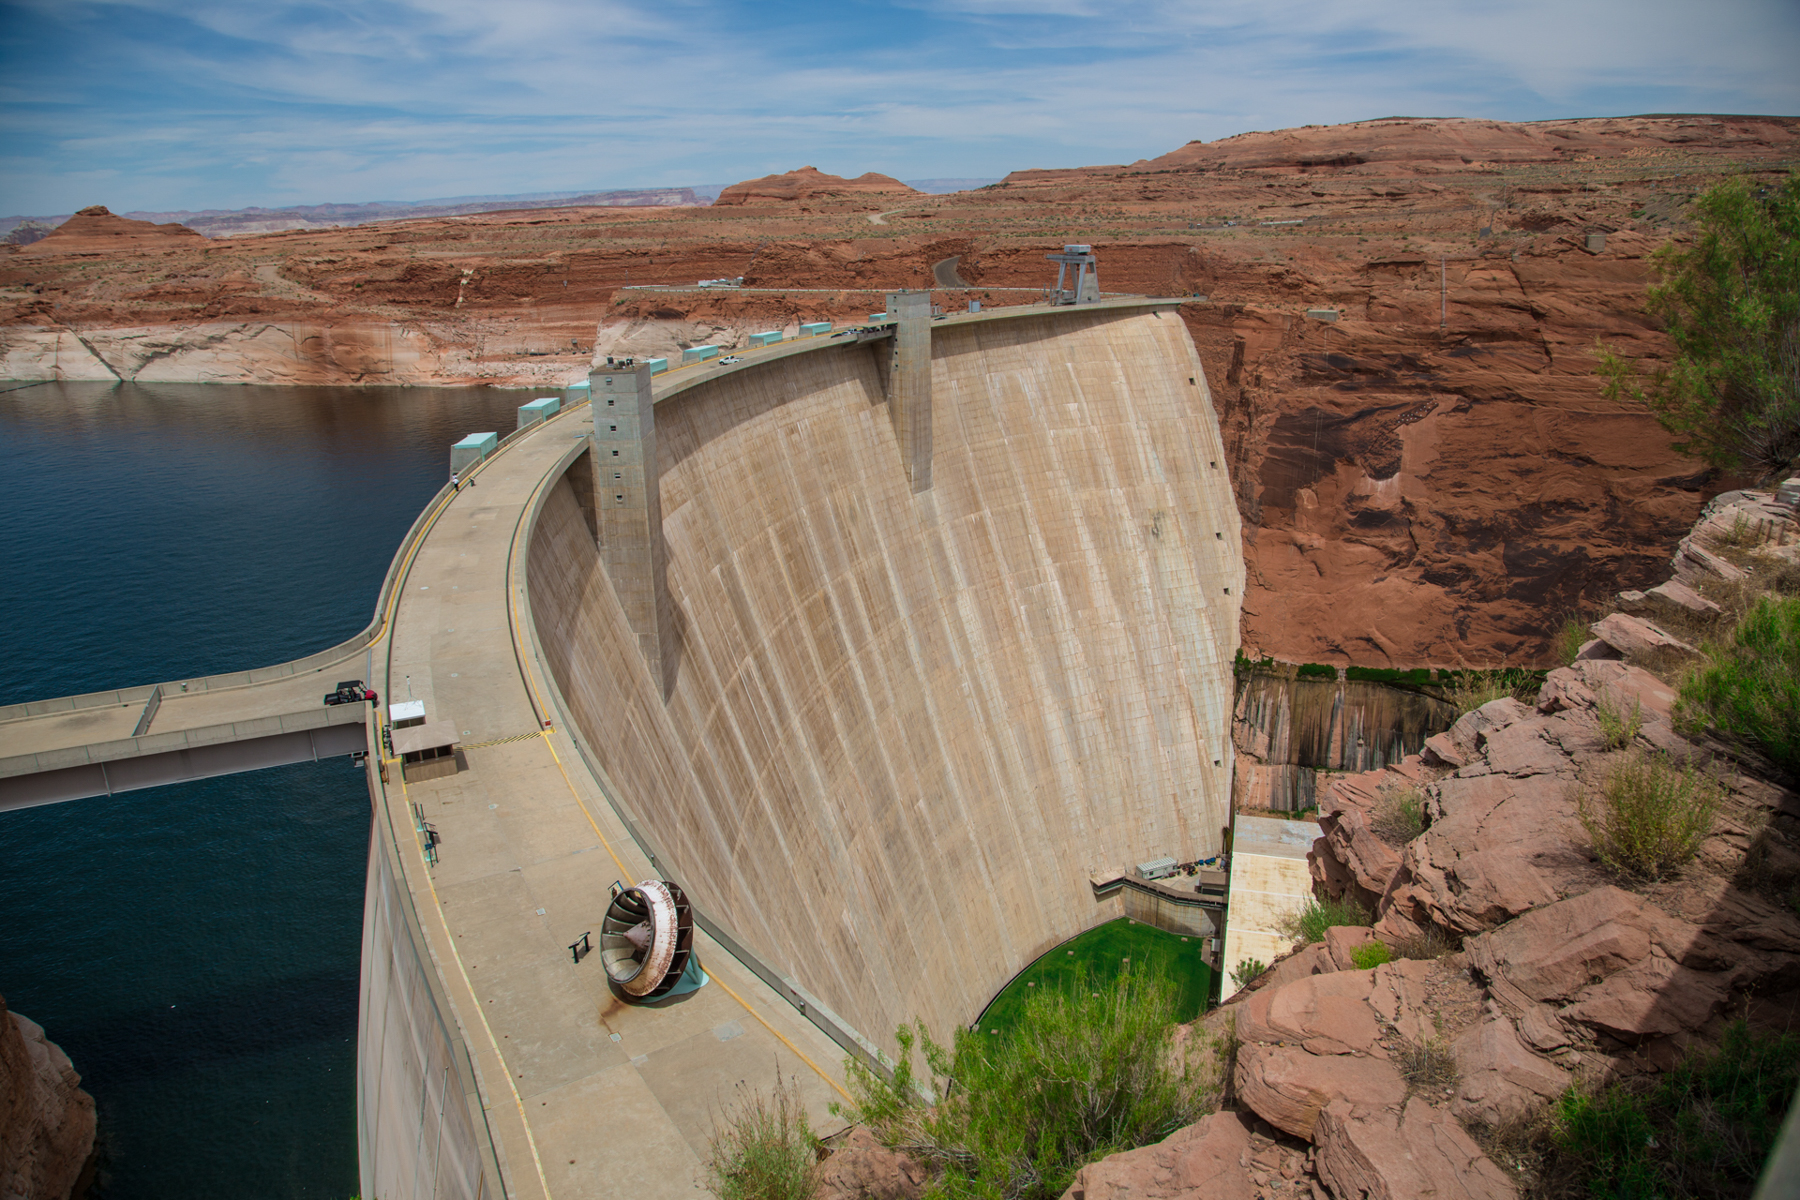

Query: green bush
[705,1075,820,1200]
[1596,171,1800,476]
[1350,940,1393,970]
[1578,751,1721,881]
[841,968,1219,1200]
[1279,895,1373,944]
[1594,689,1645,751]
[1371,788,1426,844]
[1679,594,1800,780]
[1554,1021,1800,1199]
[1229,957,1267,991]
[1296,662,1338,680]
[1345,665,1438,688]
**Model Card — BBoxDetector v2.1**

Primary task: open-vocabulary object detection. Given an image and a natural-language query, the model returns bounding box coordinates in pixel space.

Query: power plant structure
[0,265,1243,1199]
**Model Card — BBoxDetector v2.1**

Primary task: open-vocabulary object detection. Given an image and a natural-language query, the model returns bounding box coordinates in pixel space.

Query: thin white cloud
[1,0,1794,213]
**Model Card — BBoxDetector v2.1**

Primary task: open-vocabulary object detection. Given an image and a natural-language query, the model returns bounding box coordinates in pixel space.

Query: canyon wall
[1232,674,1455,812]
[528,308,1241,1050]
[7,116,1795,665]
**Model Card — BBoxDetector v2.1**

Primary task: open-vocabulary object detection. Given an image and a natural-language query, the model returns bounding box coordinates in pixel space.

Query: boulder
[1059,1111,1256,1200]
[1235,967,1382,1055]
[1452,1009,1571,1126]
[1586,613,1697,659]
[1255,942,1337,992]
[1671,540,1747,587]
[1388,773,1571,935]
[0,997,96,1200]
[1314,1097,1518,1200]
[1366,959,1447,1046]
[1564,955,1730,1042]
[1234,1043,1407,1141]
[1420,698,1533,769]
[1315,772,1408,904]
[818,1126,928,1200]
[1645,579,1722,617]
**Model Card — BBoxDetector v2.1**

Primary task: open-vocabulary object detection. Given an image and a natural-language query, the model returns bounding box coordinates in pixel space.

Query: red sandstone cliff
[0,994,96,1199]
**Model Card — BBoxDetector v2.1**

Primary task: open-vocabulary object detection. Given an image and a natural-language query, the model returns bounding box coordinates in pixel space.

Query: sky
[2,0,1797,216]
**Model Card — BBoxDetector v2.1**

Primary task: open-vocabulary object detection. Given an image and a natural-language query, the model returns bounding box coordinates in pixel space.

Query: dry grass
[1444,668,1541,715]
[1594,689,1644,751]
[1398,1036,1459,1097]
[1391,926,1461,960]
[1370,787,1426,844]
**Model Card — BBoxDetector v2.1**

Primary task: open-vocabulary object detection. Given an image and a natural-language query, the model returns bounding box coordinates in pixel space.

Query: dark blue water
[0,380,544,1198]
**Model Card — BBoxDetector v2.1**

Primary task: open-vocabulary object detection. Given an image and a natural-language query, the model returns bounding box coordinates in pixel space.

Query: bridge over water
[0,295,1243,1199]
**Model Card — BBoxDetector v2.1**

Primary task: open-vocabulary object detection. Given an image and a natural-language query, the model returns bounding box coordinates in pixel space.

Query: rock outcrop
[0,994,96,1200]
[714,166,916,207]
[817,1126,927,1200]
[16,204,203,255]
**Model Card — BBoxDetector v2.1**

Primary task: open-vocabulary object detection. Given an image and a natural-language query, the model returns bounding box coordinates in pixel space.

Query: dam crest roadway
[0,293,1245,1199]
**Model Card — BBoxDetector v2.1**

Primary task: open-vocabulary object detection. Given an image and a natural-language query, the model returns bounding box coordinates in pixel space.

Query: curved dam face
[528,306,1243,1049]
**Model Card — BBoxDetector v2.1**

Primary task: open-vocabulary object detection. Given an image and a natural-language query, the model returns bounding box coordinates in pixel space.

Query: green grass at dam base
[975,918,1215,1034]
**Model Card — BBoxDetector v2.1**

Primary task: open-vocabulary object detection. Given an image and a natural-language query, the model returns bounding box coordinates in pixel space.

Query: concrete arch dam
[528,302,1244,1049]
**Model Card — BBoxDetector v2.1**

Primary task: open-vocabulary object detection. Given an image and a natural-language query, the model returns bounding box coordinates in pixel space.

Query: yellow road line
[500,435,852,1105]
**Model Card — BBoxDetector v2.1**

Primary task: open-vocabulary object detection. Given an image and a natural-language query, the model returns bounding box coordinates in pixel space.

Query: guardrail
[0,476,459,727]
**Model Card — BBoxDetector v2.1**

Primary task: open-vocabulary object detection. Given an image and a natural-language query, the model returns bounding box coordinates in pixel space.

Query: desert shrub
[1398,1036,1458,1095]
[1371,788,1426,844]
[1594,689,1644,751]
[1578,751,1721,881]
[845,967,1219,1200]
[1555,616,1592,666]
[1350,940,1392,970]
[1296,662,1338,680]
[1229,957,1267,991]
[706,1074,820,1200]
[1679,593,1800,780]
[1444,668,1541,714]
[1279,894,1372,944]
[1553,1021,1800,1199]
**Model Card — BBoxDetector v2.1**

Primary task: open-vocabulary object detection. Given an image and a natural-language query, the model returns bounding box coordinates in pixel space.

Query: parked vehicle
[324,680,378,706]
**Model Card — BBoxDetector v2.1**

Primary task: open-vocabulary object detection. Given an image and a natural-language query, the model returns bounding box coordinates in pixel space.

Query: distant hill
[0,185,724,239]
[0,177,998,239]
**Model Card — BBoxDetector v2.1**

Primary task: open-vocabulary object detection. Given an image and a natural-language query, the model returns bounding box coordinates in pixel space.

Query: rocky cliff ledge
[0,994,96,1200]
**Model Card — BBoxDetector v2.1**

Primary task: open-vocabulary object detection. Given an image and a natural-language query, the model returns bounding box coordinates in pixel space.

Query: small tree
[1597,171,1800,477]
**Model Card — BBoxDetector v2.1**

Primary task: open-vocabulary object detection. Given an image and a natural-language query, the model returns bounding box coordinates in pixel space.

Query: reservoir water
[0,380,551,1198]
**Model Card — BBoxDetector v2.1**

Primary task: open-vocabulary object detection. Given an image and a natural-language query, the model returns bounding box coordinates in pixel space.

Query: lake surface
[0,379,552,1198]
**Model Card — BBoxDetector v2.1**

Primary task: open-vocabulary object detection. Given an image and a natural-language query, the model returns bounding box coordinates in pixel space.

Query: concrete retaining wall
[357,775,504,1199]
[527,307,1242,1055]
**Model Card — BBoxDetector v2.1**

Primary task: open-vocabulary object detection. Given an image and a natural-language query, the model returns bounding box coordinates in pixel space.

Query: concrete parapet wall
[358,783,503,1199]
[528,306,1242,1052]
